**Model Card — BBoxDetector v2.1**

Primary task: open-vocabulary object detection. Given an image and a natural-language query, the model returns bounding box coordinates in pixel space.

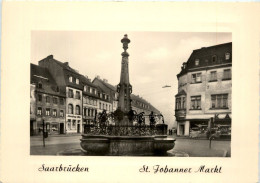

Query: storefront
[66,114,82,133]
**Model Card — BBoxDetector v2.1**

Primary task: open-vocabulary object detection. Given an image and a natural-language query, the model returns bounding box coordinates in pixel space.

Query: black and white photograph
[30,31,232,157]
[1,2,259,183]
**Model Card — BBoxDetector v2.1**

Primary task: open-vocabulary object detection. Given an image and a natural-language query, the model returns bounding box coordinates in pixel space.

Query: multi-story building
[93,76,118,112]
[38,55,83,133]
[30,84,36,136]
[30,63,66,135]
[81,76,99,125]
[175,42,232,136]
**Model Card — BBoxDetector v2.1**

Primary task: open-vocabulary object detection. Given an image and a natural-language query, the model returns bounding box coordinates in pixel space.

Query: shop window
[37,107,42,115]
[60,110,64,117]
[38,94,42,102]
[191,73,202,83]
[53,109,57,117]
[72,120,76,129]
[67,119,71,130]
[190,96,201,110]
[211,94,228,109]
[223,69,231,80]
[46,96,50,103]
[68,104,73,114]
[68,89,74,98]
[46,108,50,116]
[210,71,217,81]
[76,105,80,115]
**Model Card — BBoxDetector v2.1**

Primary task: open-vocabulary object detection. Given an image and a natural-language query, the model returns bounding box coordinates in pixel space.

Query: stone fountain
[80,34,175,156]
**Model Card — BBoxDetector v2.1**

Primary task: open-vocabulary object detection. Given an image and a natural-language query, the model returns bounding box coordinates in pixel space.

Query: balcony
[175,109,186,120]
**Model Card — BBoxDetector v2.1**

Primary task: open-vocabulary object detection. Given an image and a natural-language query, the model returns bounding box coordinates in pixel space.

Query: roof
[177,42,232,78]
[30,63,66,97]
[93,77,117,92]
[131,94,161,114]
[175,90,186,97]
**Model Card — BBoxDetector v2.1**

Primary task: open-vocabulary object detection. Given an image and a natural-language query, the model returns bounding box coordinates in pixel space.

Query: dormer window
[195,59,199,66]
[212,55,217,63]
[76,78,79,84]
[84,86,87,92]
[69,76,73,82]
[225,53,230,60]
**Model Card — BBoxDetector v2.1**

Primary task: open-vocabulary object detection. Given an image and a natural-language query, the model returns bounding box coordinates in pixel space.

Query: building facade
[175,42,232,136]
[30,64,66,135]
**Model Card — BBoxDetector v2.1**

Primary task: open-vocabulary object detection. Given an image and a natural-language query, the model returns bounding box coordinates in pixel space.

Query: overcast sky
[31,31,231,128]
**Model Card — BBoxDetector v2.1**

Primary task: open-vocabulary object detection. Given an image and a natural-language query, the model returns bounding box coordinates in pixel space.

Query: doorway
[60,123,64,134]
[77,124,80,133]
[179,124,185,136]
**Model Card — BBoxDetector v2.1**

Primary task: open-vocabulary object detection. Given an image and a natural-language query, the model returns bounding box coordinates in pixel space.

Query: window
[68,104,73,114]
[191,73,202,83]
[195,59,199,66]
[56,86,60,92]
[182,97,186,109]
[212,55,217,63]
[175,97,181,110]
[223,69,231,80]
[67,119,71,130]
[38,82,42,89]
[76,78,79,84]
[38,94,42,102]
[37,107,42,115]
[99,102,102,109]
[60,98,64,105]
[46,96,50,103]
[46,108,50,116]
[210,71,217,81]
[103,104,105,110]
[76,105,80,115]
[90,88,92,93]
[211,94,228,109]
[225,53,230,60]
[94,89,97,95]
[84,86,87,92]
[76,91,81,99]
[69,76,73,82]
[68,89,74,98]
[53,97,58,104]
[88,87,91,93]
[60,110,64,117]
[190,96,201,110]
[53,109,57,117]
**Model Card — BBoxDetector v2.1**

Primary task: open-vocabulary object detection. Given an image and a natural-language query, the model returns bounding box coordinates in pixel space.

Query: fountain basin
[80,134,175,156]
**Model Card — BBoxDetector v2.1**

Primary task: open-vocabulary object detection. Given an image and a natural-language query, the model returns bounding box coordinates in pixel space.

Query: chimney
[96,75,100,79]
[103,79,108,83]
[64,62,69,66]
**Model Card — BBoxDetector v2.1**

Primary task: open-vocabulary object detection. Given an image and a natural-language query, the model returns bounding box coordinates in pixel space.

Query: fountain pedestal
[80,134,175,156]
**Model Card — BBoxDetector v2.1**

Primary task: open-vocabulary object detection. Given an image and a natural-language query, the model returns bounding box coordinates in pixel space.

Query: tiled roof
[30,64,66,97]
[131,94,160,114]
[177,42,232,78]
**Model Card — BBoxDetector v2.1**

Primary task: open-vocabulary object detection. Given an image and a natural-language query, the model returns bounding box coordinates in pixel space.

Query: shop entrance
[77,124,80,133]
[60,123,64,134]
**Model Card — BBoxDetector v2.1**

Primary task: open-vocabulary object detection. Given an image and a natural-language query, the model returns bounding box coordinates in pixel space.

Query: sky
[31,31,231,128]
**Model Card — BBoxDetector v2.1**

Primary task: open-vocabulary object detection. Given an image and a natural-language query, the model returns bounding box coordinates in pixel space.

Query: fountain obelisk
[116,34,133,126]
